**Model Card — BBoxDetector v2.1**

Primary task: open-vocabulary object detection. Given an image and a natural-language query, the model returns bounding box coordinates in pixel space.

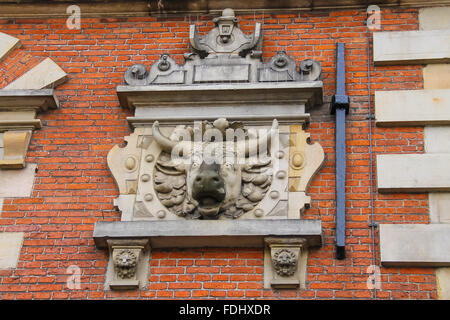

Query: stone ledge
[380,224,450,267]
[93,219,323,249]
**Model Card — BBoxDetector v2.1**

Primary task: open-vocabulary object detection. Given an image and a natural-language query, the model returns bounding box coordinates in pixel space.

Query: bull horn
[244,119,278,157]
[152,121,178,152]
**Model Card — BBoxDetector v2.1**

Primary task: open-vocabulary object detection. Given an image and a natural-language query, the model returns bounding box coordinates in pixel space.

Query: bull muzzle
[191,163,226,219]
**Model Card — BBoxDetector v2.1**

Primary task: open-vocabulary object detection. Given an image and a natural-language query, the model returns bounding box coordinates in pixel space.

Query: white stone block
[373,30,450,65]
[423,64,450,90]
[0,163,36,197]
[375,89,450,126]
[419,7,450,31]
[376,154,450,192]
[424,126,450,153]
[429,193,450,224]
[380,224,450,267]
[0,32,21,63]
[3,57,67,90]
[0,232,24,269]
[437,268,450,300]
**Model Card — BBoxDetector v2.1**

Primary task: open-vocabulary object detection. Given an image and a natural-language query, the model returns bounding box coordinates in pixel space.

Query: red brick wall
[0,8,436,299]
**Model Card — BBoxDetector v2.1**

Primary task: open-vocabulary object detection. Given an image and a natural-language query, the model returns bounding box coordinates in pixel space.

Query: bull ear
[152,121,178,153]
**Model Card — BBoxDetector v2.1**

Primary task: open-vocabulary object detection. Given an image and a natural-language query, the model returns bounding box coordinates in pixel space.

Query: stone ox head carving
[152,118,278,220]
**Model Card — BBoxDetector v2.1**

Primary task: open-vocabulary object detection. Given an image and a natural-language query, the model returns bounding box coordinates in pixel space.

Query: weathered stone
[0,163,37,198]
[118,82,323,127]
[101,8,325,290]
[288,125,325,192]
[375,89,450,127]
[376,154,450,192]
[419,7,450,31]
[3,57,68,90]
[424,126,450,153]
[0,89,59,169]
[373,30,450,65]
[2,1,450,19]
[93,219,323,249]
[423,64,450,90]
[0,130,31,169]
[380,224,450,266]
[436,268,450,300]
[107,132,142,195]
[0,32,21,63]
[264,237,307,289]
[429,193,450,224]
[104,239,150,290]
[122,9,322,92]
[0,232,24,269]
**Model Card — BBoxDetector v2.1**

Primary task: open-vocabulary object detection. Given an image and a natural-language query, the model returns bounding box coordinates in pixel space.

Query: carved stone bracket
[106,239,150,290]
[0,89,59,169]
[264,237,308,289]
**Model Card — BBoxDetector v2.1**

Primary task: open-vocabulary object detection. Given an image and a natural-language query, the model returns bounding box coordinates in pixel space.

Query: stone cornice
[0,89,59,113]
[117,82,323,127]
[1,0,450,18]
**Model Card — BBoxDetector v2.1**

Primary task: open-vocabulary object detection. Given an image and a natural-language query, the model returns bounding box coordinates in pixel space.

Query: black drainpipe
[330,42,349,260]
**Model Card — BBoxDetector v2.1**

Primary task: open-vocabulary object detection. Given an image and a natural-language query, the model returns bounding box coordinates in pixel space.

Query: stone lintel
[373,30,450,66]
[376,154,450,193]
[93,219,323,249]
[380,224,450,267]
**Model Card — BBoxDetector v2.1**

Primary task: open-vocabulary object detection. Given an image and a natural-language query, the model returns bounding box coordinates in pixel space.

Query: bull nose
[193,170,224,191]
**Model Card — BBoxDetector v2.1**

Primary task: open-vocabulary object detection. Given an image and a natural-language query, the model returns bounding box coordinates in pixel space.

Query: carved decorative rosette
[113,249,138,279]
[272,248,298,277]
